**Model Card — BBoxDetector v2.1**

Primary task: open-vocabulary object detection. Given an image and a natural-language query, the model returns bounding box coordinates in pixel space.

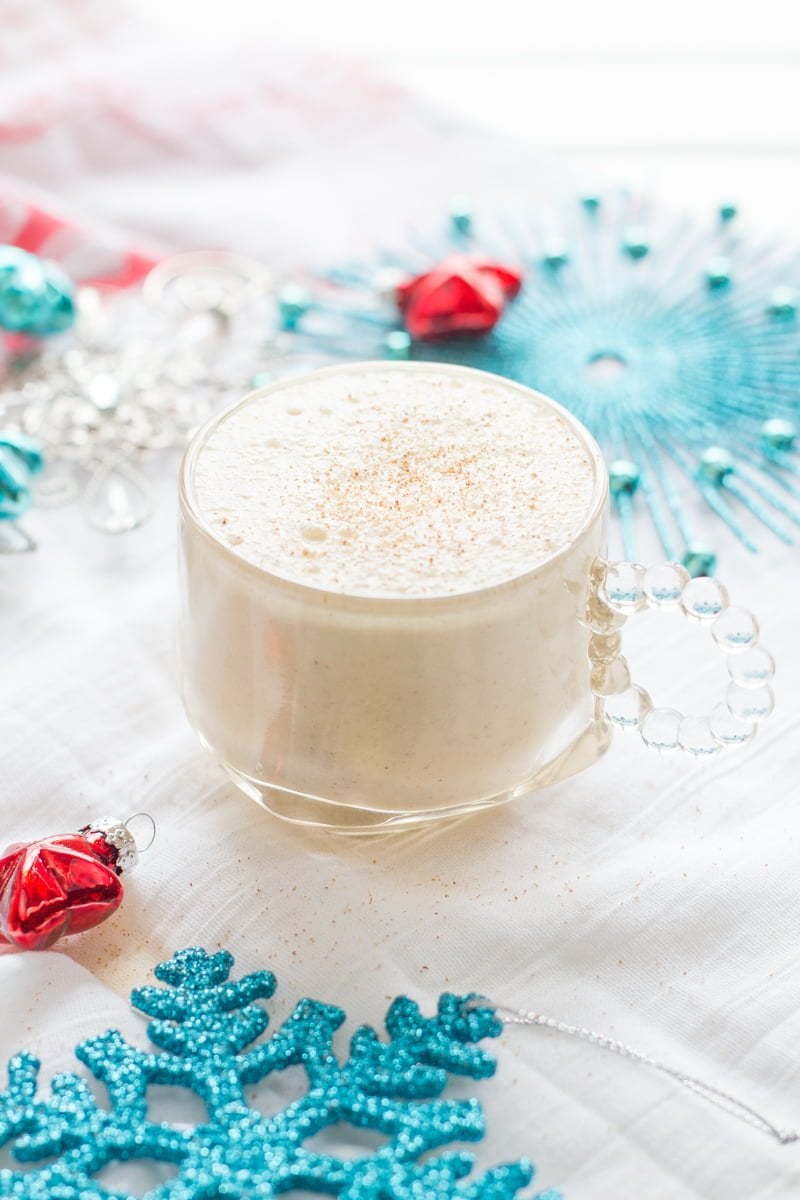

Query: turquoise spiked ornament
[0,947,556,1200]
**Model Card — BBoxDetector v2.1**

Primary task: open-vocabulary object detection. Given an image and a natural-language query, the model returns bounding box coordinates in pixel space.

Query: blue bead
[767,286,797,319]
[719,202,737,223]
[384,329,412,360]
[705,256,731,290]
[609,459,641,495]
[760,417,796,452]
[0,432,45,477]
[542,242,569,269]
[698,446,734,485]
[449,198,473,235]
[622,227,650,260]
[682,544,717,577]
[277,284,311,330]
[0,446,32,520]
[581,194,601,212]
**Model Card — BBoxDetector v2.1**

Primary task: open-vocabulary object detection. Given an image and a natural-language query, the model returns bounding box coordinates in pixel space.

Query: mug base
[207,719,612,835]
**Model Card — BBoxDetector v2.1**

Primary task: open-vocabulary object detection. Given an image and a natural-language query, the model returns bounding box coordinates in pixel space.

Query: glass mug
[178,362,775,831]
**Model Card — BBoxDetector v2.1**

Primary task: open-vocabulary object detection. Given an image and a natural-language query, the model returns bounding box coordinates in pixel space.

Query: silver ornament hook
[124,812,157,854]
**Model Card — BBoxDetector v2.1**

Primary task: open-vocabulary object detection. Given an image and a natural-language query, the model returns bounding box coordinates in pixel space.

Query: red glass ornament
[396,254,523,340]
[0,830,124,951]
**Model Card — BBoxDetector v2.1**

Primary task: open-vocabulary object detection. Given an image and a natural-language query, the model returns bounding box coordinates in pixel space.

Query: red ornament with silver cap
[0,814,151,950]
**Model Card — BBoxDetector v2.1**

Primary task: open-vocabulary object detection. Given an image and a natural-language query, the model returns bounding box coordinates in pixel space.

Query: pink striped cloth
[0,0,471,294]
[0,1,159,287]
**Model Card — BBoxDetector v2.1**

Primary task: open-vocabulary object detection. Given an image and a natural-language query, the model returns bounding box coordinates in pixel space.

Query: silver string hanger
[482,1001,798,1146]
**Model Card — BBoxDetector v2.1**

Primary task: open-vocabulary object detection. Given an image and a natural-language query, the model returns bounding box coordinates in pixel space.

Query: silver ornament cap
[80,815,139,876]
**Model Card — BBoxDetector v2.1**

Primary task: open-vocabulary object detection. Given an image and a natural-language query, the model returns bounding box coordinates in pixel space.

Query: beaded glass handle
[588,561,775,755]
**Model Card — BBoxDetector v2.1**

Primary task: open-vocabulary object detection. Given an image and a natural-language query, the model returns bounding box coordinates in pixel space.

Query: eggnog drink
[179,362,608,829]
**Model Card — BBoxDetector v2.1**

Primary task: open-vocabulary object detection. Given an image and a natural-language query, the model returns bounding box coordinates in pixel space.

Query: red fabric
[1,195,157,289]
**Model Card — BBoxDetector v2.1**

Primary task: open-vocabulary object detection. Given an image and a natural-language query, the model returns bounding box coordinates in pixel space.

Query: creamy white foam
[193,367,595,598]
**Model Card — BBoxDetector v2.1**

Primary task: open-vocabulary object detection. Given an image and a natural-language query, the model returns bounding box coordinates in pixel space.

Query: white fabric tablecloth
[2,5,800,1198]
[6,483,800,1199]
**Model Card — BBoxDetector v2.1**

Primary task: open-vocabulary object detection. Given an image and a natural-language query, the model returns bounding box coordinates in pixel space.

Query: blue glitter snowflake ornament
[0,947,557,1200]
[282,191,800,571]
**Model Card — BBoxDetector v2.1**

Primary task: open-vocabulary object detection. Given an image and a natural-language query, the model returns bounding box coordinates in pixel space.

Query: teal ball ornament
[706,256,731,290]
[609,460,641,496]
[542,242,569,270]
[277,283,312,331]
[698,447,735,485]
[0,446,33,521]
[0,432,45,478]
[622,226,650,260]
[449,197,473,236]
[767,286,797,319]
[384,329,412,360]
[682,544,718,578]
[0,247,76,337]
[760,417,796,452]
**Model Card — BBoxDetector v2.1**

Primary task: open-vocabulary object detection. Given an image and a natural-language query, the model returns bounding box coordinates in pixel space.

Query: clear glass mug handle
[587,561,776,756]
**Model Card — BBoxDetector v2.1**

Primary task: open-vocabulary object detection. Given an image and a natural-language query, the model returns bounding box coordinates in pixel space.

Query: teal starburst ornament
[0,947,556,1200]
[282,192,800,570]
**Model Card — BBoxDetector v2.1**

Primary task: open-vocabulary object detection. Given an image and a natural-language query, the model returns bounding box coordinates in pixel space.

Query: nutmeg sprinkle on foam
[193,369,595,598]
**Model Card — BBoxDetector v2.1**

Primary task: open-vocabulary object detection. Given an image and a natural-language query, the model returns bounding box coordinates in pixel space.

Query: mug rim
[179,360,609,610]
